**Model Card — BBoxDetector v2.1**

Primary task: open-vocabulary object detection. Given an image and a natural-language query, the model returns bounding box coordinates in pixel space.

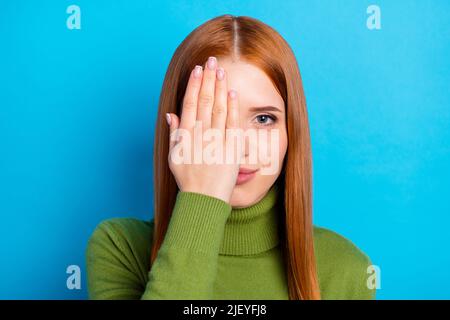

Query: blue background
[1,1,449,299]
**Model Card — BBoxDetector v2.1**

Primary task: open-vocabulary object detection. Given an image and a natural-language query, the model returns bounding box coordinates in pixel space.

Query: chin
[230,173,280,208]
[230,179,267,208]
[229,184,254,208]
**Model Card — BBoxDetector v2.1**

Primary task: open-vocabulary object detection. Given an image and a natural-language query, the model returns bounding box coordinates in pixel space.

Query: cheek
[268,128,287,159]
[278,130,288,160]
[248,129,287,171]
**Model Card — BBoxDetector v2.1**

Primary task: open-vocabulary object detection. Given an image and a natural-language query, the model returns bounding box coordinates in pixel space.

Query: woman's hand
[166,57,243,204]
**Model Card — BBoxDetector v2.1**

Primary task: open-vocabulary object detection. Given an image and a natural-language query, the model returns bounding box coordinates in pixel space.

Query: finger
[196,56,217,129]
[226,89,243,163]
[226,89,239,129]
[211,67,228,133]
[179,65,203,130]
[166,112,180,150]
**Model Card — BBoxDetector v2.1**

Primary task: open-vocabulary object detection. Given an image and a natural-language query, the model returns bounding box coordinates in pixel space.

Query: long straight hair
[151,14,320,300]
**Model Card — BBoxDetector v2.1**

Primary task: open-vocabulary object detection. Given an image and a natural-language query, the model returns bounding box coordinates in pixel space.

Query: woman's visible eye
[254,114,277,126]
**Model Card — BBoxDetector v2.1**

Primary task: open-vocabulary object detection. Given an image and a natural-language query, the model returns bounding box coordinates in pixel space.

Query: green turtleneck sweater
[85,184,376,300]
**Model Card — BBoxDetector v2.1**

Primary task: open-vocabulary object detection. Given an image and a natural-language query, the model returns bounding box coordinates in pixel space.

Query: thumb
[166,113,180,150]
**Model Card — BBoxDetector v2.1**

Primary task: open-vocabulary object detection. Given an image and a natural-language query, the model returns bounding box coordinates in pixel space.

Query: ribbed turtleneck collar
[219,183,281,256]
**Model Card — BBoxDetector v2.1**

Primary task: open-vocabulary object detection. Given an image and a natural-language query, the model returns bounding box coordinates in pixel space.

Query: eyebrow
[248,106,283,113]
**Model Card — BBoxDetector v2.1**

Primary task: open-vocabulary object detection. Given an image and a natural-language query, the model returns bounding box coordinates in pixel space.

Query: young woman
[86,14,376,300]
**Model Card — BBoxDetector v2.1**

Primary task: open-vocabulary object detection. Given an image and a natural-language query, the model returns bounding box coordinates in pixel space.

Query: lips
[236,168,259,185]
[238,168,258,174]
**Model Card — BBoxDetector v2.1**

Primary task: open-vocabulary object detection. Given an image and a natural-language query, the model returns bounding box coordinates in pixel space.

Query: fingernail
[165,113,171,126]
[193,65,202,79]
[207,56,217,70]
[228,89,237,99]
[216,68,225,80]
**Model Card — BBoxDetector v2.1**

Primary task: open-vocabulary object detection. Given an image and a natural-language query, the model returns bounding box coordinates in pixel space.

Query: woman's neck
[219,183,280,256]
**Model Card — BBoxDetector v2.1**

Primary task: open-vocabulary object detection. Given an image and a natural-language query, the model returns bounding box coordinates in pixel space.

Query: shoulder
[86,217,154,276]
[85,217,155,299]
[313,225,376,299]
[88,217,154,244]
[87,217,154,259]
[313,226,370,265]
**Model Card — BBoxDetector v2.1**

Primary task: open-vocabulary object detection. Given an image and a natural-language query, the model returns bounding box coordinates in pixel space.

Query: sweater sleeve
[86,191,232,300]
